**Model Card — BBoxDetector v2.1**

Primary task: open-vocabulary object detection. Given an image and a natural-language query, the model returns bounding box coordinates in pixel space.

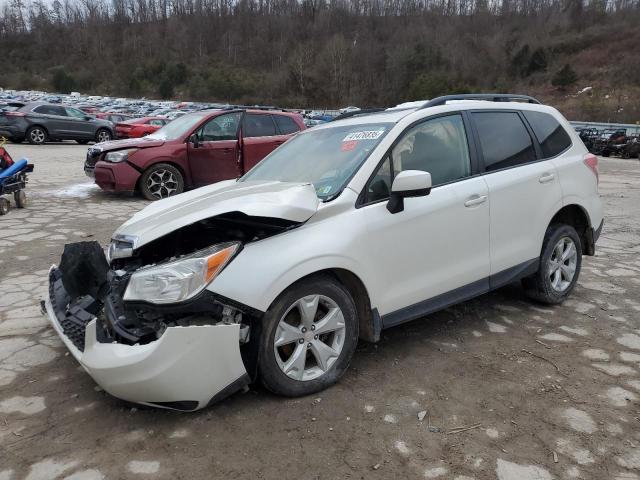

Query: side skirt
[380,259,538,330]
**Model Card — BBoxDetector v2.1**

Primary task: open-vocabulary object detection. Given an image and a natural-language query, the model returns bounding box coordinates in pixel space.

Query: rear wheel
[0,198,10,215]
[14,190,26,208]
[522,224,582,304]
[95,129,112,143]
[139,163,184,200]
[258,275,359,397]
[26,126,47,145]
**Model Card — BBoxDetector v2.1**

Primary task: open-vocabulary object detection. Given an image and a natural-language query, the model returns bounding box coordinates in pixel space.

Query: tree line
[1,0,639,121]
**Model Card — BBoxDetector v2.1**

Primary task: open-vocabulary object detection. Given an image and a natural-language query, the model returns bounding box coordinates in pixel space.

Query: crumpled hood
[94,137,165,151]
[114,180,320,248]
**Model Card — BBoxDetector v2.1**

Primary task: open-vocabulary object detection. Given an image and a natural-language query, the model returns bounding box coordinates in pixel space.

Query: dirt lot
[0,143,639,480]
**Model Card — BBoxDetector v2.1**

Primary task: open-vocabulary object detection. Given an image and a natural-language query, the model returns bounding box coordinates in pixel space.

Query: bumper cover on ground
[45,266,249,411]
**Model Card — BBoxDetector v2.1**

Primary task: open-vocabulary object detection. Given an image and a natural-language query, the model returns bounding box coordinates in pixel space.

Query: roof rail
[420,94,541,109]
[331,108,386,121]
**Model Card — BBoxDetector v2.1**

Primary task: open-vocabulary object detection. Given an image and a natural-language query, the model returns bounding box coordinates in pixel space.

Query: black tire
[14,190,26,208]
[0,198,9,215]
[76,139,89,145]
[602,150,610,157]
[258,275,359,397]
[95,128,112,143]
[139,163,184,200]
[522,224,582,305]
[26,126,47,145]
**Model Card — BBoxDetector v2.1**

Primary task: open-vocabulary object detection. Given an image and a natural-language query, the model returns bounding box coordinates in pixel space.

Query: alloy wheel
[548,236,577,292]
[30,128,45,144]
[146,169,179,199]
[97,130,111,142]
[274,295,346,381]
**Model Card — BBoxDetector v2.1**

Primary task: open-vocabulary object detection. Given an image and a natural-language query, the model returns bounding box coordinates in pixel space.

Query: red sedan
[115,117,168,139]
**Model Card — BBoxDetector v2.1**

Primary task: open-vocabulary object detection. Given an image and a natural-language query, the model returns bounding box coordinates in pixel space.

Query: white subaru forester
[44,94,603,411]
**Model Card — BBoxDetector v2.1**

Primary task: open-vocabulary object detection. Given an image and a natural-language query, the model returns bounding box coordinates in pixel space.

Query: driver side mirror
[387,170,432,214]
[189,133,200,148]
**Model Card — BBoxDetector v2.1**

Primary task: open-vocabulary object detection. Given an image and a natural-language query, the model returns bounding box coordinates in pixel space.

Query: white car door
[470,110,563,283]
[358,113,491,324]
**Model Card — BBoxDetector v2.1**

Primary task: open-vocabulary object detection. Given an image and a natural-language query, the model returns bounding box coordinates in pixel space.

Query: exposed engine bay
[52,212,299,352]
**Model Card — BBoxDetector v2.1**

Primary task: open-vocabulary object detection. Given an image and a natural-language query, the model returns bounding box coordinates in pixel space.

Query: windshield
[241,122,392,199]
[146,111,212,141]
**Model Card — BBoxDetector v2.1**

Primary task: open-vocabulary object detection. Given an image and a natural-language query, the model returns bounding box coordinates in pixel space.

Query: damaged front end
[44,212,299,411]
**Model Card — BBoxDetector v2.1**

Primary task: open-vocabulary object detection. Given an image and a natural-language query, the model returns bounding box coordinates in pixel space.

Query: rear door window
[522,111,572,158]
[243,114,277,137]
[472,111,536,171]
[33,105,60,115]
[274,115,301,135]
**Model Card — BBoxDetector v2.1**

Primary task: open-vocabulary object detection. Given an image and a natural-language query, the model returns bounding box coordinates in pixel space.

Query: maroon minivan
[85,109,305,200]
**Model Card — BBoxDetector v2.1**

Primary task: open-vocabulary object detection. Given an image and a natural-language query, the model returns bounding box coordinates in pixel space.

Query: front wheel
[258,275,359,397]
[522,224,582,304]
[95,129,112,143]
[139,163,184,200]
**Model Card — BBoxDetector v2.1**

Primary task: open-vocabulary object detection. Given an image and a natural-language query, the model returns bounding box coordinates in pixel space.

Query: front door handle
[539,172,555,183]
[464,194,487,207]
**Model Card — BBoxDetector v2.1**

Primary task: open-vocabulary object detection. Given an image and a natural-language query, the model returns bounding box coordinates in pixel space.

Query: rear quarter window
[274,115,301,135]
[523,111,572,158]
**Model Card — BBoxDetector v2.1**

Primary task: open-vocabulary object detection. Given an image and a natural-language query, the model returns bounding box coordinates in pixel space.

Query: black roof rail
[331,108,386,121]
[420,94,542,109]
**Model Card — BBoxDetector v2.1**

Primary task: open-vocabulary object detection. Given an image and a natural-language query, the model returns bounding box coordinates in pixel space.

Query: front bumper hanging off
[44,254,251,411]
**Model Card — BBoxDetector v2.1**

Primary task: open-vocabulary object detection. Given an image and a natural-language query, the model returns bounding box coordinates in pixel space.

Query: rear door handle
[539,172,555,183]
[464,194,487,207]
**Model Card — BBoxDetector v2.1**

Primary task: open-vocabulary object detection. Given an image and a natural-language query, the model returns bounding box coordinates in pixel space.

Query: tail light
[583,153,599,184]
[4,111,26,117]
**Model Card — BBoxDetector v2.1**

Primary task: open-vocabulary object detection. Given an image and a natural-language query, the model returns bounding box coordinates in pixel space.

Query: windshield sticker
[341,140,358,152]
[343,130,384,141]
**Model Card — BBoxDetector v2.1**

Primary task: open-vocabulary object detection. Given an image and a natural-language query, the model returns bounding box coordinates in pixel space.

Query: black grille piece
[49,269,98,352]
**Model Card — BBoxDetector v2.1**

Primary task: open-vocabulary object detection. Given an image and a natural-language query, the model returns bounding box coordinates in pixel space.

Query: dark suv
[0,102,114,145]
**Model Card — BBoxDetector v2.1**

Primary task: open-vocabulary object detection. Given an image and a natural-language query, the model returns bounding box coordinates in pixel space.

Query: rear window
[244,114,276,137]
[523,111,572,158]
[472,111,536,171]
[274,115,301,135]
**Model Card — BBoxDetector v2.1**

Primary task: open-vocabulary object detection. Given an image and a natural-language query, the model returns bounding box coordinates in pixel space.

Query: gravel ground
[1,143,639,480]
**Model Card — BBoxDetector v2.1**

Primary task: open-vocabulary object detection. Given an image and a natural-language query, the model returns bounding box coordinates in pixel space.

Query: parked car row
[575,126,640,158]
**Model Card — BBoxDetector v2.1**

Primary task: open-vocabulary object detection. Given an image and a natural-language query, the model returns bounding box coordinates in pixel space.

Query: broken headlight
[123,242,240,304]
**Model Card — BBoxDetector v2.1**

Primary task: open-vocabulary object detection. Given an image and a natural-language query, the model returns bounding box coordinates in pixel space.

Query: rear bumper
[0,125,24,138]
[94,161,139,193]
[45,264,249,411]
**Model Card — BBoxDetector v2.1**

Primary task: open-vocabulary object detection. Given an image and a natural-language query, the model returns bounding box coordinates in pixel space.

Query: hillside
[1,0,639,122]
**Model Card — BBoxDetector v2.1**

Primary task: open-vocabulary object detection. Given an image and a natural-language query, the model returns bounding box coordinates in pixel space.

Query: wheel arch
[548,204,594,255]
[136,161,188,193]
[267,268,380,343]
[27,124,49,135]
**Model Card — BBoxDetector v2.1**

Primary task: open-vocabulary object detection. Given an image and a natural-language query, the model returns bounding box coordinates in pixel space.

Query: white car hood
[114,180,320,248]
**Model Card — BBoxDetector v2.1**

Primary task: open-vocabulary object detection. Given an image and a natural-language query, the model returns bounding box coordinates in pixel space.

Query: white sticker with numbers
[343,130,384,141]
